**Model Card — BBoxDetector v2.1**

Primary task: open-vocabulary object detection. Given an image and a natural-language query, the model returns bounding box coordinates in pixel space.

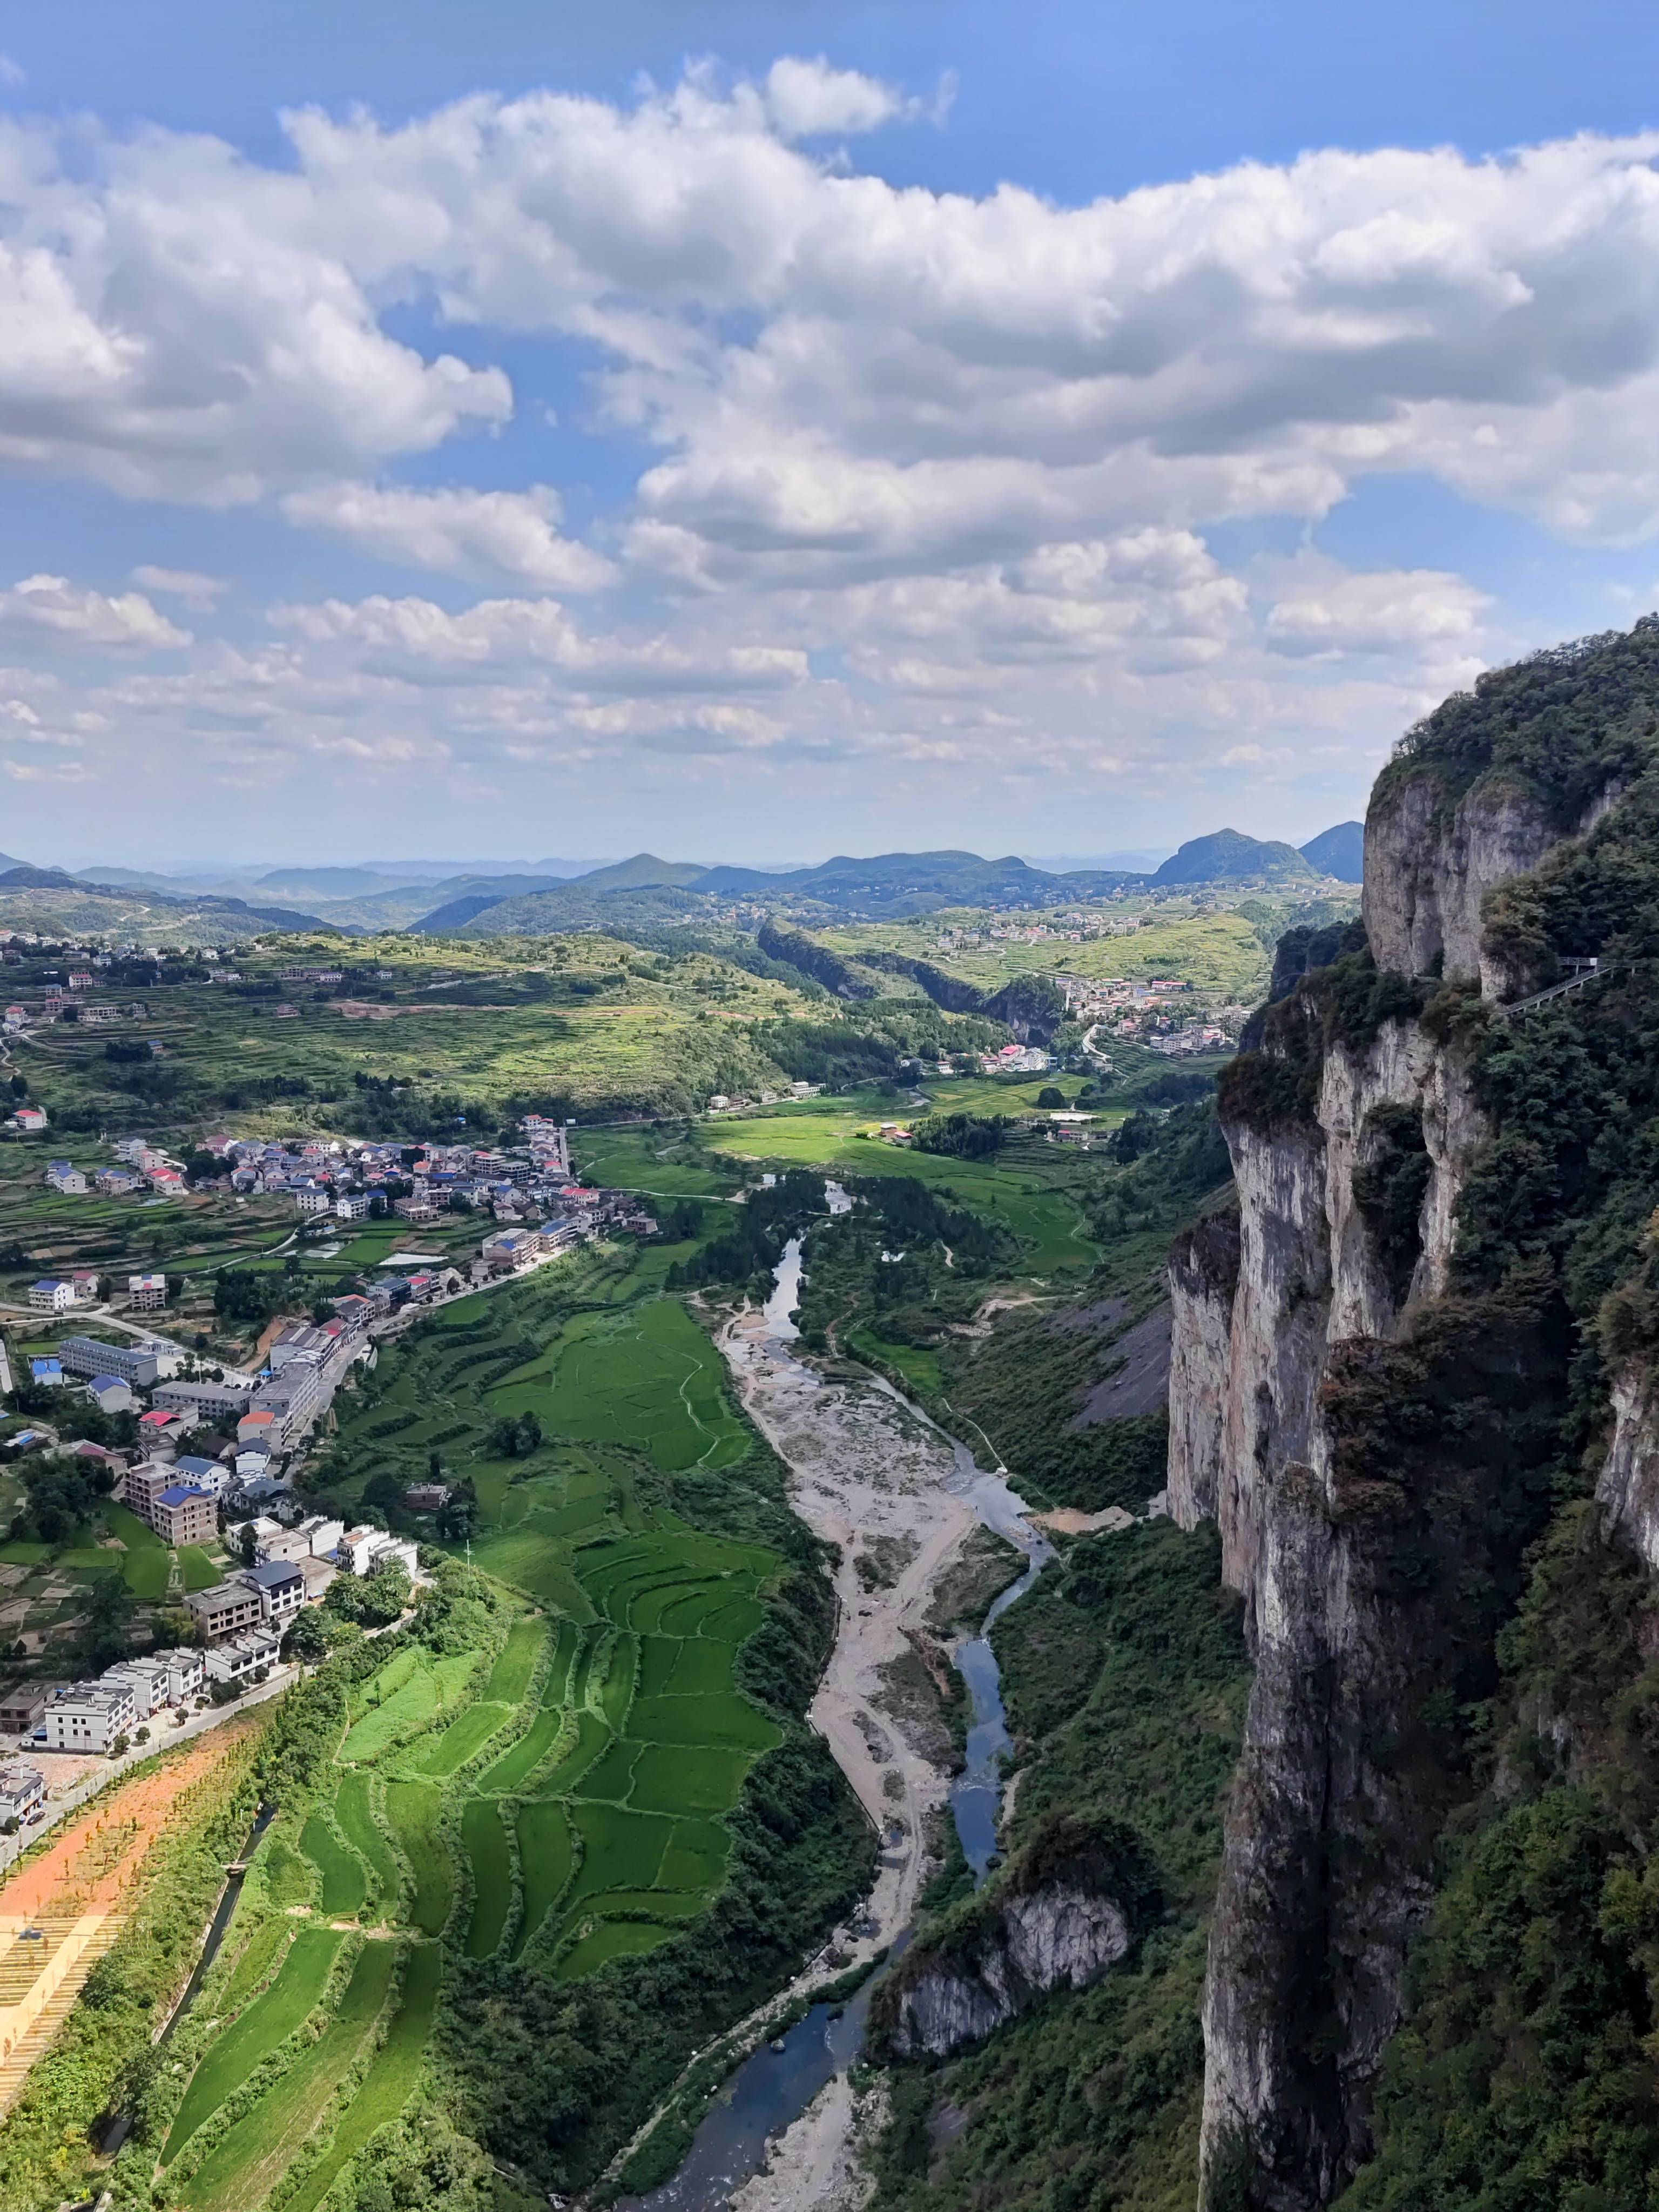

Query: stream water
[624,1233,1047,2209]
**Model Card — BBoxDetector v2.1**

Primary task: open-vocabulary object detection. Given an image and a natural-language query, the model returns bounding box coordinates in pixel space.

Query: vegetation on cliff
[1378,613,1659,829]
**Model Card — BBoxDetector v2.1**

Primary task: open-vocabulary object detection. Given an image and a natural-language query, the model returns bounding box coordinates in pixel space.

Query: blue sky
[4,1,1659,867]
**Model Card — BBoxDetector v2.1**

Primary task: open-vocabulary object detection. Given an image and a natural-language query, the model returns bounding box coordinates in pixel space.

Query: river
[623,1230,1047,2210]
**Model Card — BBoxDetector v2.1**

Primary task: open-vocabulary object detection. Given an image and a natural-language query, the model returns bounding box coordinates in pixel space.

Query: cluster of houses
[976,1043,1054,1075]
[0,1510,422,1762]
[24,1299,373,1479]
[200,1115,577,1226]
[705,1083,820,1114]
[29,1270,166,1314]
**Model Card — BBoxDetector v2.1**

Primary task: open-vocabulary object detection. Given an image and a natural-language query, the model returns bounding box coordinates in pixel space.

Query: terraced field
[150,1257,794,2209]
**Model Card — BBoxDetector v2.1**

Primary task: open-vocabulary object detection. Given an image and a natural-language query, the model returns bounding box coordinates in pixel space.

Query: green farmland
[139,1243,858,2209]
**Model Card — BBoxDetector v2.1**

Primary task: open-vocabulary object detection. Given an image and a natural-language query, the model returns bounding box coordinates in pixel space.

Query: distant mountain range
[0,822,1363,942]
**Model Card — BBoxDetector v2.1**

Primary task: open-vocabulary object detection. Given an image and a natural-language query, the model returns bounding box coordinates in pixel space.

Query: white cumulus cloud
[280,482,618,591]
[0,574,190,649]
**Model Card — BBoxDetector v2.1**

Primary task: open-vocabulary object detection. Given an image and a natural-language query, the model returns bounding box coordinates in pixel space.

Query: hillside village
[0,1104,657,1821]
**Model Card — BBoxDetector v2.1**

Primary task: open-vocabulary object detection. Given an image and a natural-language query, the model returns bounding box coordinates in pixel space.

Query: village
[0,1105,658,1831]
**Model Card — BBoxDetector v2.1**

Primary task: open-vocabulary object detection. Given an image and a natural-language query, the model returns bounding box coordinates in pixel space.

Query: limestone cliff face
[1174,777,1593,2210]
[1168,1211,1240,1530]
[884,1885,1131,2059]
[873,1812,1152,2065]
[1596,1368,1659,1575]
[1363,766,1619,997]
[1361,769,1558,993]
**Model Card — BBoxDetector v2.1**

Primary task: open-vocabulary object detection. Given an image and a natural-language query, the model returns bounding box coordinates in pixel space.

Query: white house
[0,1761,46,1824]
[45,1161,86,1194]
[29,1278,74,1312]
[42,1679,136,1753]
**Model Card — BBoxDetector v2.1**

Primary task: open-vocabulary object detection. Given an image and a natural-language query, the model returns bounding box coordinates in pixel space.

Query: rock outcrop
[1363,764,1618,996]
[884,1884,1132,2059]
[1596,1367,1659,1575]
[1173,755,1602,2209]
[873,1812,1153,2062]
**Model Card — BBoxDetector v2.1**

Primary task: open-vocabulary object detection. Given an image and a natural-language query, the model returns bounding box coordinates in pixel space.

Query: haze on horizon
[5,0,1659,865]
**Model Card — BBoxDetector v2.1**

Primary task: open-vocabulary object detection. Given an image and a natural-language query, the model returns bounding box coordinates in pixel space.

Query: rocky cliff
[872,1812,1155,2062]
[1167,629,1659,2211]
[883,1884,1132,2060]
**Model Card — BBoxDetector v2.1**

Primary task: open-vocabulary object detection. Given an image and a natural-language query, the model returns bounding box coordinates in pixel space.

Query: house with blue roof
[29,1278,73,1313]
[85,1374,133,1414]
[151,1485,216,1546]
[29,1356,65,1388]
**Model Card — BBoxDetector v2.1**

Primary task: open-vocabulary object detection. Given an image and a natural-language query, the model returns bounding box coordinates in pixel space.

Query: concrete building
[102,1657,174,1719]
[170,1454,232,1500]
[238,1560,305,1625]
[0,1685,47,1737]
[43,1679,136,1752]
[335,1530,419,1581]
[247,1364,328,1449]
[29,1357,65,1388]
[298,1555,338,1605]
[152,1485,217,1547]
[0,1761,46,1824]
[237,1408,279,1454]
[58,1337,159,1388]
[204,1628,283,1685]
[45,1161,86,1193]
[117,1461,177,1525]
[85,1374,133,1415]
[127,1273,167,1311]
[153,1377,252,1419]
[185,1581,264,1641]
[29,1278,74,1312]
[256,1515,343,1564]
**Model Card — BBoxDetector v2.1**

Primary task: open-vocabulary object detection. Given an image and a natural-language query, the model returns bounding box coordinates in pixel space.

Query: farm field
[705,1104,1101,1276]
[815,898,1296,1000]
[144,1253,795,2209]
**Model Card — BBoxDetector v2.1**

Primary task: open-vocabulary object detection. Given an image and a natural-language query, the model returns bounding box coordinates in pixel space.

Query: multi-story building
[256,1515,343,1564]
[237,1408,279,1456]
[184,1581,264,1641]
[102,1657,173,1719]
[29,1278,74,1312]
[0,1761,46,1823]
[0,1685,46,1737]
[127,1273,167,1311]
[247,1364,328,1449]
[152,1485,217,1547]
[117,1461,177,1526]
[153,1377,253,1420]
[42,1679,136,1752]
[58,1337,159,1387]
[84,1374,134,1415]
[170,1454,233,1500]
[238,1560,305,1624]
[335,1529,419,1581]
[45,1161,86,1193]
[204,1627,283,1684]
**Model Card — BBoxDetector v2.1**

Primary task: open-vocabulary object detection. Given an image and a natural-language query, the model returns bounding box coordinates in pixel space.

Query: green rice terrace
[105,1238,863,2211]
